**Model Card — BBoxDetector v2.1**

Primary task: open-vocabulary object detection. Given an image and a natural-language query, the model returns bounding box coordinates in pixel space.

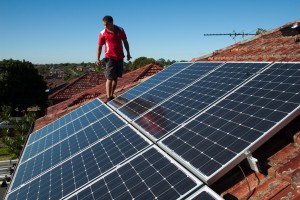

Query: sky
[0,0,299,64]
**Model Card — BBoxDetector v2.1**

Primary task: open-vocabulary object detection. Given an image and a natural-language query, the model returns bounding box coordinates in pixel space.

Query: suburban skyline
[0,0,299,64]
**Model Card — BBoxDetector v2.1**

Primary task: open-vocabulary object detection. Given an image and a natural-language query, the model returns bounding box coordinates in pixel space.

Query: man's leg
[105,59,121,102]
[106,79,113,99]
[111,78,118,98]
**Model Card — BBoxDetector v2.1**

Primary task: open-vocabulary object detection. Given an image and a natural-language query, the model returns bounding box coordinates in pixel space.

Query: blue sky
[0,0,299,64]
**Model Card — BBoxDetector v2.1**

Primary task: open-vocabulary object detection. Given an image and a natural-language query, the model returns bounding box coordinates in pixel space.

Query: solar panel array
[109,62,193,110]
[159,62,300,183]
[6,61,300,199]
[131,62,270,141]
[111,62,223,121]
[66,146,202,200]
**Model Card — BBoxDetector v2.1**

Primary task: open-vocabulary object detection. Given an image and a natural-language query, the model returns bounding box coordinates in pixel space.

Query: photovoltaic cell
[109,62,193,110]
[20,105,117,163]
[160,62,300,184]
[133,62,270,140]
[10,112,127,191]
[6,126,151,200]
[27,99,103,144]
[66,146,202,200]
[186,185,224,200]
[117,62,223,120]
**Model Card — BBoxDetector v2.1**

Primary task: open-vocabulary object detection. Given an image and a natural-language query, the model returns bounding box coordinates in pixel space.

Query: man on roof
[96,15,132,103]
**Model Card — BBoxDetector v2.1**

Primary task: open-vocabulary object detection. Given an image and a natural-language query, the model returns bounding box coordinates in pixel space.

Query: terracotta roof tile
[48,73,106,101]
[33,64,163,131]
[193,20,300,62]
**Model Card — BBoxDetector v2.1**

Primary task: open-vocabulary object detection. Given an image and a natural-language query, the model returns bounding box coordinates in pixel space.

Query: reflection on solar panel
[186,185,224,200]
[159,62,300,184]
[66,146,202,200]
[116,62,223,121]
[109,62,193,110]
[6,62,300,200]
[133,62,270,141]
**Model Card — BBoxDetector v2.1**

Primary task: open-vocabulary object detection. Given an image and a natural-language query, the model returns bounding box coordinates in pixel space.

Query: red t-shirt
[98,25,127,60]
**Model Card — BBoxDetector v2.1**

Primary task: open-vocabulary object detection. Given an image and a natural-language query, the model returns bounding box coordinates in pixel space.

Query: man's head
[103,15,114,30]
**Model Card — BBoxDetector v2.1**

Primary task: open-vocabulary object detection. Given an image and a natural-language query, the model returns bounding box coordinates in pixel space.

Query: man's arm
[123,40,131,61]
[96,44,102,65]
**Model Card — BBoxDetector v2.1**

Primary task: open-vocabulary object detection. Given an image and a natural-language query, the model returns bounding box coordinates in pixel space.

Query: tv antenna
[204,30,257,40]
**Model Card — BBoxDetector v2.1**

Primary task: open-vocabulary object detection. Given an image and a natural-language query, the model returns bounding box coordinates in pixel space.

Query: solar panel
[10,112,128,192]
[115,62,223,121]
[27,98,103,144]
[132,62,270,141]
[186,185,224,200]
[6,61,300,200]
[65,146,202,200]
[6,125,152,200]
[20,104,116,163]
[109,62,194,110]
[159,62,300,184]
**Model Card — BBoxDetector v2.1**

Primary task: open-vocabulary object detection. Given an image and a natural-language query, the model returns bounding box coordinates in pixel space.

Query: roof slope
[33,64,163,131]
[48,73,106,102]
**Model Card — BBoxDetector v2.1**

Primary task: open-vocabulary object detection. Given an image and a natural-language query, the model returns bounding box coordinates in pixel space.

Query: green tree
[256,28,267,35]
[0,106,36,159]
[128,57,156,71]
[0,59,48,114]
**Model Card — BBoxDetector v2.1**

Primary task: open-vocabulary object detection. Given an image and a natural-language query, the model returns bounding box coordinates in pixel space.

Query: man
[96,15,131,103]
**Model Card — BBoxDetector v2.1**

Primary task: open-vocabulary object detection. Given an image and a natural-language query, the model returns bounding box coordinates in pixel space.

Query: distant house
[76,65,95,73]
[49,67,64,79]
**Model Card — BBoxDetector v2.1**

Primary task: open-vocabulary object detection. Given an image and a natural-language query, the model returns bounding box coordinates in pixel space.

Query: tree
[256,28,267,35]
[128,57,156,71]
[0,106,36,159]
[0,59,47,114]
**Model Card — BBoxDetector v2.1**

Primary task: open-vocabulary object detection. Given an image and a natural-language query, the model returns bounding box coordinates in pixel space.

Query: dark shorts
[105,58,123,80]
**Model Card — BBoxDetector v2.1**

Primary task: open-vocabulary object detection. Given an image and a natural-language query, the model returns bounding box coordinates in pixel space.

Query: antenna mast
[204,30,257,40]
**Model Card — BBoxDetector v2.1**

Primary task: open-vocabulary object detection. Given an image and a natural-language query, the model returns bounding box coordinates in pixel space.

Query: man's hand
[96,59,101,66]
[127,54,132,61]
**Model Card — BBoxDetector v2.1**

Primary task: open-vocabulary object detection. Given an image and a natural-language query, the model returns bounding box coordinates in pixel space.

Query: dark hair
[103,15,113,23]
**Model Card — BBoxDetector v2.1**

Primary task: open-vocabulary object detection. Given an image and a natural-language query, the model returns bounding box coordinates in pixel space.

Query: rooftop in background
[193,19,300,62]
[48,73,106,104]
[33,64,164,131]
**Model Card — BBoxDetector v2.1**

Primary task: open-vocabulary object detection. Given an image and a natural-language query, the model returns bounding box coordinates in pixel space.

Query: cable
[238,164,262,200]
[238,165,251,194]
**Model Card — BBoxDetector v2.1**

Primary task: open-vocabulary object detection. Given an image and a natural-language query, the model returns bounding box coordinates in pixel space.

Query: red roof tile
[33,64,163,131]
[193,19,300,62]
[48,73,106,102]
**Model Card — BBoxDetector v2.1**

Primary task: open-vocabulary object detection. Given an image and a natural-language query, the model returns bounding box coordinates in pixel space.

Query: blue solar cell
[11,112,127,190]
[108,62,194,109]
[27,99,103,144]
[20,104,115,163]
[66,146,202,200]
[133,62,270,140]
[160,62,300,183]
[6,126,151,199]
[186,185,223,200]
[117,62,222,120]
